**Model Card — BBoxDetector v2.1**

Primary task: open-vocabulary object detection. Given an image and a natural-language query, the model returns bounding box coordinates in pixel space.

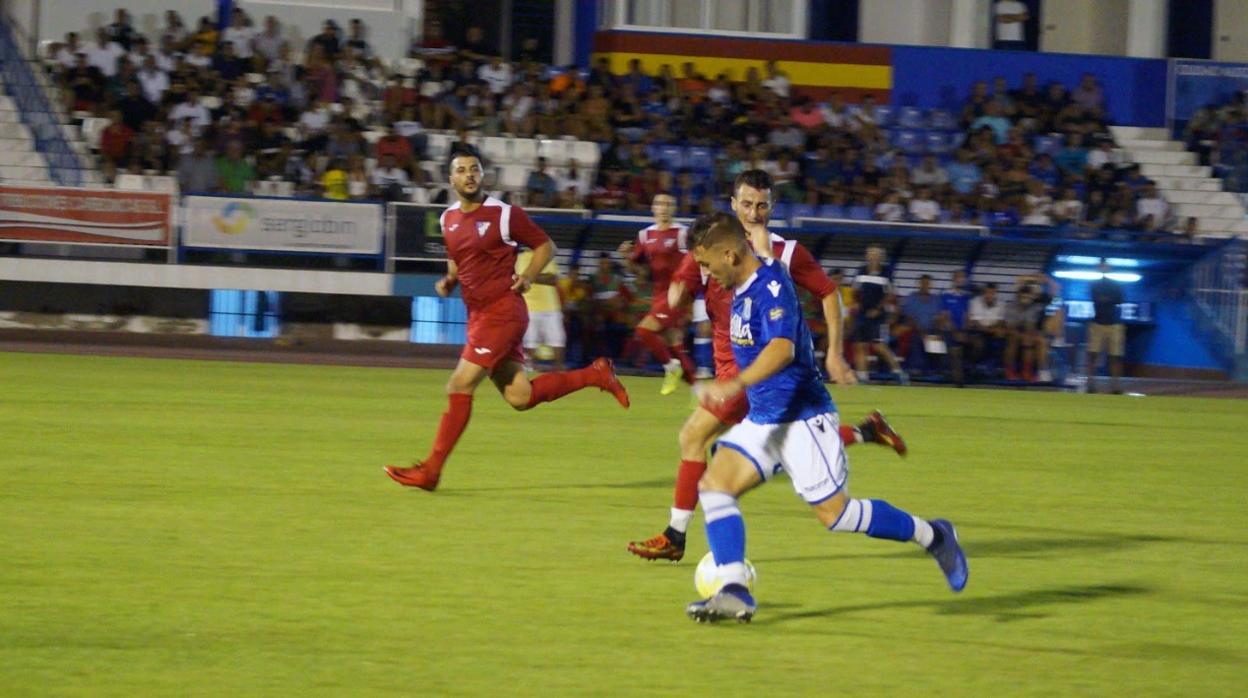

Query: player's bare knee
[503,387,532,410]
[811,493,849,527]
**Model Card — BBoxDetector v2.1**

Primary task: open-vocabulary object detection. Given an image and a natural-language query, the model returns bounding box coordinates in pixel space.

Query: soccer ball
[694,551,757,598]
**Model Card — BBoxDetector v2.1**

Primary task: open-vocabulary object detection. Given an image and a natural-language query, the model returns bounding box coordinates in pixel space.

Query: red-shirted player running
[627,170,907,561]
[385,145,630,491]
[618,193,697,395]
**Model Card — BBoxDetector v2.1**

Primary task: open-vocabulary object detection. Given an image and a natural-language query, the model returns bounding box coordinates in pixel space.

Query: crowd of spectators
[1184,91,1248,195]
[45,6,1193,243]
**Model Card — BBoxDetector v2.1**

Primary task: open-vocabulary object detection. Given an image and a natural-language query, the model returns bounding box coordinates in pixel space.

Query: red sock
[526,366,597,408]
[636,327,672,364]
[668,342,696,383]
[673,459,706,511]
[839,425,861,446]
[423,393,473,469]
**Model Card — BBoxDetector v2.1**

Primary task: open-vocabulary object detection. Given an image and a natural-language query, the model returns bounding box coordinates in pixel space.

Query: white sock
[912,516,935,549]
[718,561,749,587]
[669,507,695,533]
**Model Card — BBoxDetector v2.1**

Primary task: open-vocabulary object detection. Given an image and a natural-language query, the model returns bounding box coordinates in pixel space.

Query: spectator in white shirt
[911,156,950,188]
[761,60,790,98]
[137,56,169,105]
[85,28,125,77]
[993,0,1030,50]
[559,159,589,199]
[1085,138,1120,171]
[253,16,287,66]
[766,116,805,151]
[166,117,196,157]
[908,187,941,222]
[1135,182,1169,231]
[874,192,906,222]
[370,153,411,199]
[1052,187,1084,225]
[1021,181,1055,226]
[222,11,256,59]
[54,32,82,70]
[167,91,211,131]
[821,93,848,129]
[967,283,1008,366]
[477,56,514,97]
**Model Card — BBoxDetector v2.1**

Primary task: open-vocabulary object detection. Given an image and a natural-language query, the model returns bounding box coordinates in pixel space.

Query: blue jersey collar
[734,258,769,297]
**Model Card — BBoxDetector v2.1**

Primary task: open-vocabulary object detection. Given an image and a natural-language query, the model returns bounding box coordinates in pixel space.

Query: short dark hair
[732,169,772,197]
[445,143,484,174]
[688,211,747,250]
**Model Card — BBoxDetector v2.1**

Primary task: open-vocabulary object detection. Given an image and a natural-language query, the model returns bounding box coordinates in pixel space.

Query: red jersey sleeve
[507,205,551,249]
[672,252,705,293]
[629,230,646,263]
[788,243,838,298]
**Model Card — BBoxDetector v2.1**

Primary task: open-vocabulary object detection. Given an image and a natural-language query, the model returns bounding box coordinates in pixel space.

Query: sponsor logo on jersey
[769,306,784,321]
[730,312,754,346]
[767,280,782,297]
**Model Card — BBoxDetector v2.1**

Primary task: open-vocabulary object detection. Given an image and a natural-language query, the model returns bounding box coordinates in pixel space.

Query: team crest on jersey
[476,221,491,237]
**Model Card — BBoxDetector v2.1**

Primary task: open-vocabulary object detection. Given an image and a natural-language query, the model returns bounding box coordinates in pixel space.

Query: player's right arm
[435,259,459,297]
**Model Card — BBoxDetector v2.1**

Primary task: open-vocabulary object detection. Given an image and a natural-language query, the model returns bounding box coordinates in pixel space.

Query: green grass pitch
[2,351,1246,696]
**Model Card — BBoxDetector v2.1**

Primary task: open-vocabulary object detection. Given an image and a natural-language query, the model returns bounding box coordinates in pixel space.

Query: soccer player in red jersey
[385,145,630,491]
[627,170,907,560]
[618,193,697,395]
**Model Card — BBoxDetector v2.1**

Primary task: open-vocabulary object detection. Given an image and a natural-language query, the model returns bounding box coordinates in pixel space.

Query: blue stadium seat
[771,202,792,224]
[928,109,956,131]
[685,146,715,172]
[926,131,953,155]
[1034,134,1061,156]
[872,105,893,127]
[844,104,863,122]
[659,145,684,170]
[789,203,817,220]
[893,130,925,155]
[816,204,846,219]
[898,106,925,129]
[847,205,874,220]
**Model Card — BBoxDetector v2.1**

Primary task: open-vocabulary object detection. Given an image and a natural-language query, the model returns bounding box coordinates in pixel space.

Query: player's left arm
[703,337,795,405]
[790,244,855,384]
[533,258,560,286]
[509,206,555,293]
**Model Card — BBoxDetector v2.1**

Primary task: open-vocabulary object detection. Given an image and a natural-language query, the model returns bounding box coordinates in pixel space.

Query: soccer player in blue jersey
[685,212,968,623]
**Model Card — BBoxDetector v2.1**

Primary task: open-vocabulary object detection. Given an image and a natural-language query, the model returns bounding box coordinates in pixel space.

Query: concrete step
[1140,163,1212,177]
[1175,202,1246,219]
[0,164,49,180]
[1164,189,1240,205]
[1152,176,1224,192]
[1123,148,1198,165]
[0,151,43,167]
[1197,216,1248,234]
[1111,125,1170,141]
[1117,138,1187,152]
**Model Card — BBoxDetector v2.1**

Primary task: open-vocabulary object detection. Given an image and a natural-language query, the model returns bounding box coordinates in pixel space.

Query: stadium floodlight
[1053,270,1142,283]
[1054,255,1141,267]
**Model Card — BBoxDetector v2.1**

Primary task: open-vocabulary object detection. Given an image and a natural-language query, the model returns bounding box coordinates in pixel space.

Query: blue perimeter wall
[878,46,1166,127]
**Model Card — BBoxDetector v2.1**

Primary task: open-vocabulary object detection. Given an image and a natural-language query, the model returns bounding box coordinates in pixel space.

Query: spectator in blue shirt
[970,101,1011,144]
[940,269,973,386]
[947,148,982,196]
[1055,132,1089,176]
[1029,153,1061,188]
[900,274,944,373]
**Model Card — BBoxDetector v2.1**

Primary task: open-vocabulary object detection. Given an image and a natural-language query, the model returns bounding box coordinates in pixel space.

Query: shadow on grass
[754,532,1179,565]
[753,583,1151,626]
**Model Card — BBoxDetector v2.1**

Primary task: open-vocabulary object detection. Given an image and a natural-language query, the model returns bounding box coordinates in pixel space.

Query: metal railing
[1190,238,1247,357]
[0,4,83,186]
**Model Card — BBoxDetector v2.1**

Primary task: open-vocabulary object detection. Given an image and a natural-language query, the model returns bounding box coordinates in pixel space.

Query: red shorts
[702,363,749,426]
[462,293,527,370]
[646,293,687,331]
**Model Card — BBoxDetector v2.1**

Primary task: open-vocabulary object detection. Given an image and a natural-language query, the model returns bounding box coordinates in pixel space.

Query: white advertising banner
[182,196,384,254]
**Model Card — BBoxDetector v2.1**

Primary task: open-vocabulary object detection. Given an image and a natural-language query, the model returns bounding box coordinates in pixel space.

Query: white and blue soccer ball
[694,551,757,598]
